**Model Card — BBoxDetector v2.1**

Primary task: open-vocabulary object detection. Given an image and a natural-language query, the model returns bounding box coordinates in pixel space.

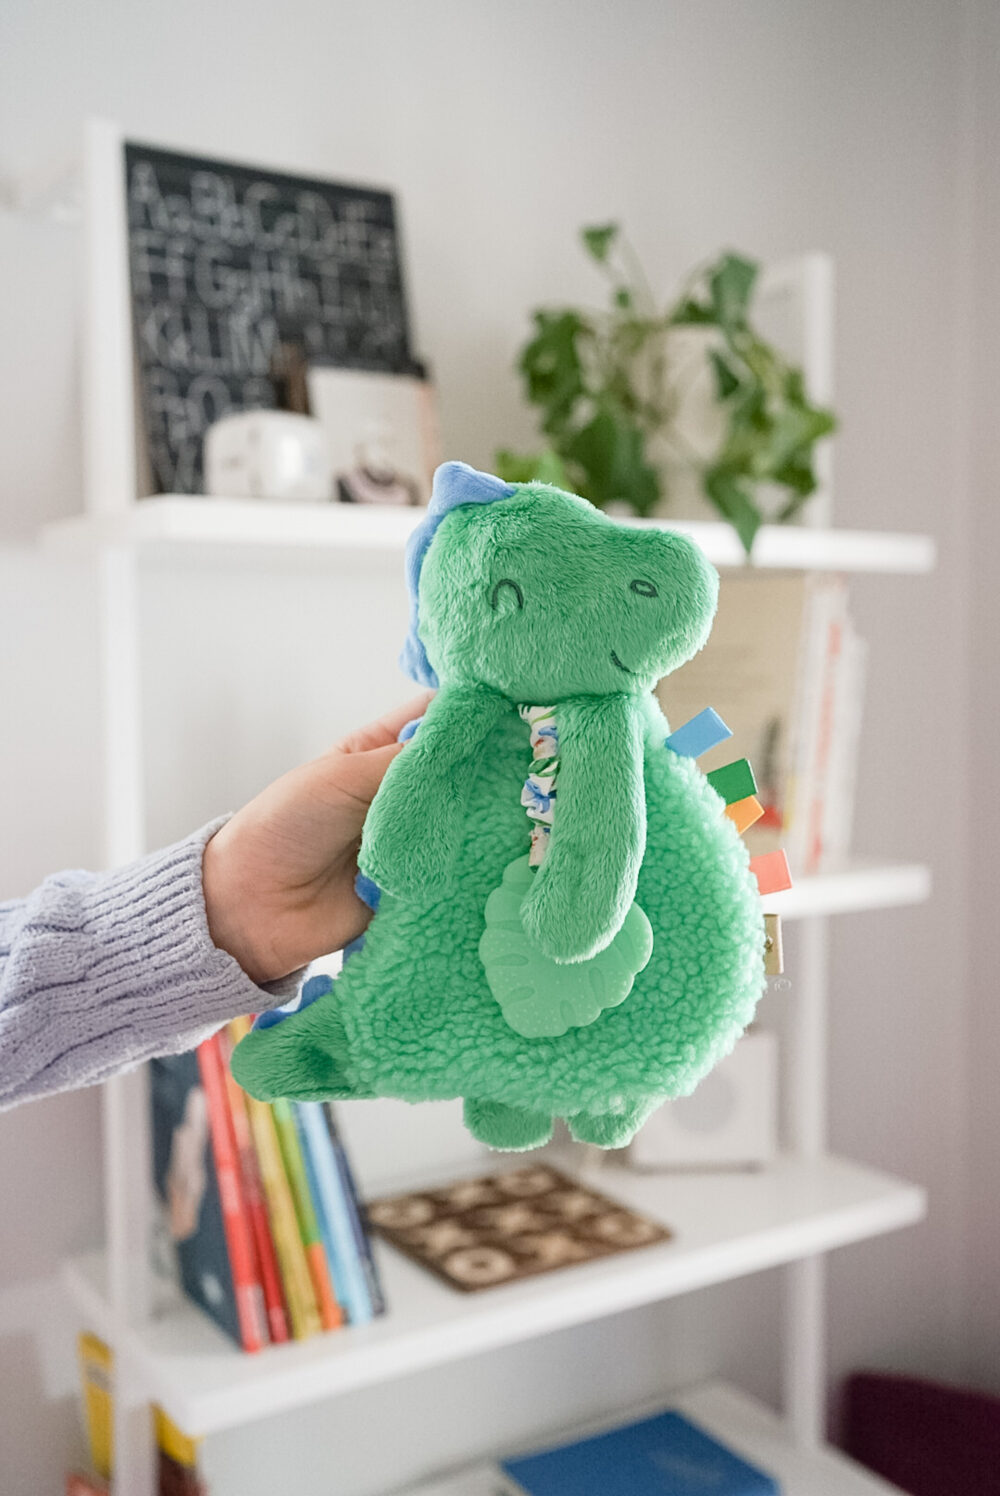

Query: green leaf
[708,254,759,332]
[765,405,836,471]
[709,350,741,400]
[704,466,763,554]
[614,286,632,310]
[784,367,806,403]
[564,406,660,516]
[494,449,542,484]
[518,310,590,435]
[772,454,817,498]
[669,297,716,326]
[581,223,619,263]
[530,449,572,488]
[494,448,572,488]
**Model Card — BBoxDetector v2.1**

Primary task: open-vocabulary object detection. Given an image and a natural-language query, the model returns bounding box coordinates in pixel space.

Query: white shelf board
[62,1153,924,1437]
[413,1382,904,1494]
[42,496,937,574]
[770,859,931,919]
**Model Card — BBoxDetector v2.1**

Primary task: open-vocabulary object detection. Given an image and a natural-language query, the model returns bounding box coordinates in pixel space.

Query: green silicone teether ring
[480,854,654,1038]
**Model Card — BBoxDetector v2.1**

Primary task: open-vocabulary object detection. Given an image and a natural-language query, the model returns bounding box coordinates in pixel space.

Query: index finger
[336,690,435,755]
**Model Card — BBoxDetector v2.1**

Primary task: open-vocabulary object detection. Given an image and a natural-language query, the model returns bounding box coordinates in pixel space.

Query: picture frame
[306,364,441,507]
[81,119,420,510]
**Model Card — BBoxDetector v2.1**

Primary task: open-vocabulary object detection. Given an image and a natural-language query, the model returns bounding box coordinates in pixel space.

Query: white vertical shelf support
[86,110,156,1494]
[97,544,156,1496]
[784,1255,827,1450]
[782,914,830,1450]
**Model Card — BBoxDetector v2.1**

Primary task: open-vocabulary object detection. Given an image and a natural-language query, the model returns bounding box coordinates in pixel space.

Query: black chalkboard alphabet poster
[123,142,418,494]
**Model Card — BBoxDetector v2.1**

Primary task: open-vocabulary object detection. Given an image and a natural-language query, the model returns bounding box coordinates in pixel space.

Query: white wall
[965,0,1000,1396]
[0,0,985,1488]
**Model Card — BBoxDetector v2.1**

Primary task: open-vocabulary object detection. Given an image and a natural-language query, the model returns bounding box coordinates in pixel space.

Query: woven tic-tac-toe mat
[367,1164,671,1292]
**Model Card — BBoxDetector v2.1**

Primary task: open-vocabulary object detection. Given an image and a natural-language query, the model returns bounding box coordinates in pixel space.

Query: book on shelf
[217,1026,290,1344]
[72,1332,206,1496]
[658,570,866,877]
[196,1035,270,1352]
[298,1101,375,1325]
[499,1408,779,1495]
[272,1094,344,1330]
[326,1101,387,1318]
[396,1410,780,1496]
[150,1047,258,1349]
[227,1016,322,1340]
[150,1020,385,1352]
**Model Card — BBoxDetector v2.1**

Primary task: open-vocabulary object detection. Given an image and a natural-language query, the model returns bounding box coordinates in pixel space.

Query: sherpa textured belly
[231,463,767,1151]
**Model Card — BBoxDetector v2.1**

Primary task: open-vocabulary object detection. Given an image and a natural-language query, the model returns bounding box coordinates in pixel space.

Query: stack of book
[658,571,866,877]
[150,1017,384,1352]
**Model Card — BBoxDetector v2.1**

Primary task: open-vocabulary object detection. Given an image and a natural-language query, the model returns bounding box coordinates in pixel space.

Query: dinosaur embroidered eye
[490,579,525,611]
[630,579,658,598]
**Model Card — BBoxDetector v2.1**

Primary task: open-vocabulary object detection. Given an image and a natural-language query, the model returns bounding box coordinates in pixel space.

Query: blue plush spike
[665,707,732,759]
[400,462,517,686]
[252,973,333,1030]
[397,715,424,743]
[354,871,382,913]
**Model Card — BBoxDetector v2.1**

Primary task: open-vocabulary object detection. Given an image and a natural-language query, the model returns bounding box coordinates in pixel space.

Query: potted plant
[496,225,836,555]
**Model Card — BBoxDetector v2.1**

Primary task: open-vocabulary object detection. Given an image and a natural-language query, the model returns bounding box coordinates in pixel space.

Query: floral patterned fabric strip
[518,705,559,866]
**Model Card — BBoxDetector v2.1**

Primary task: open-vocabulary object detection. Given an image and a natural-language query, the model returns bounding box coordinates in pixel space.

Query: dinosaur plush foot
[567,1099,657,1149]
[230,1001,364,1103]
[463,1098,554,1152]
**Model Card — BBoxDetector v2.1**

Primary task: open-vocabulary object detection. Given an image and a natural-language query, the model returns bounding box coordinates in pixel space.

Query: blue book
[149,1052,243,1347]
[296,1102,374,1325]
[502,1409,779,1495]
[294,1104,352,1318]
[324,1103,386,1317]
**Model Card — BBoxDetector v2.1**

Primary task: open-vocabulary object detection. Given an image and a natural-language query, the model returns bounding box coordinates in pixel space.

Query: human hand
[202,692,432,984]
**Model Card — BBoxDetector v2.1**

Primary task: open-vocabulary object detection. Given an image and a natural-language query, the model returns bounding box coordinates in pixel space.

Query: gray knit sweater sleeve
[0,820,301,1109]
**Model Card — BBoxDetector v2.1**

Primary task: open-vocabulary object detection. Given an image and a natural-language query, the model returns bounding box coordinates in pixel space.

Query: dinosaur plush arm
[520,694,646,963]
[359,684,510,899]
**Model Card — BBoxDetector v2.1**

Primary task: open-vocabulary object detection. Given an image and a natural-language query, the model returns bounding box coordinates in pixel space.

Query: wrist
[202,827,274,985]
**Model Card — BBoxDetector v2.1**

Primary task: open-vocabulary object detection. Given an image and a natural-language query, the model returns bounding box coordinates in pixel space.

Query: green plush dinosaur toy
[231,462,766,1151]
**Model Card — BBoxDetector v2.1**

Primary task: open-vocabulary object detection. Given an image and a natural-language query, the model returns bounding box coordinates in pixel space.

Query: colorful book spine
[218,1029,290,1345]
[227,1016,321,1341]
[295,1105,352,1316]
[298,1102,373,1325]
[325,1103,386,1317]
[195,1036,268,1352]
[272,1096,344,1330]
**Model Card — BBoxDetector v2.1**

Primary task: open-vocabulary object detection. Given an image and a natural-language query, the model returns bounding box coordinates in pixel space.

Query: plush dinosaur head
[403,462,719,702]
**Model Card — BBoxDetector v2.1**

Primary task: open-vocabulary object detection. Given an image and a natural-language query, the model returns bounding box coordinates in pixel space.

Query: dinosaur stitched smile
[610,650,634,674]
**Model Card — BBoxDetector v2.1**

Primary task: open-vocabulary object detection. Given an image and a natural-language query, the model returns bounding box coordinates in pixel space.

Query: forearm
[0,820,299,1110]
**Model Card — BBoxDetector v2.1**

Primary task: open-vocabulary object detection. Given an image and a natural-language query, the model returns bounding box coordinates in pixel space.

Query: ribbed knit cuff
[85,815,303,1034]
[0,820,302,1106]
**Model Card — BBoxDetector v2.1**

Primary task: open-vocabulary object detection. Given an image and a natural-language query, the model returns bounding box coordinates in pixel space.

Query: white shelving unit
[57,120,935,1496]
[64,1153,923,1438]
[51,491,933,1495]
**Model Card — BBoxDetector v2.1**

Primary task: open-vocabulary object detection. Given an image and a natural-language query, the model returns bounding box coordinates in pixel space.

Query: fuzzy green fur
[232,473,766,1150]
